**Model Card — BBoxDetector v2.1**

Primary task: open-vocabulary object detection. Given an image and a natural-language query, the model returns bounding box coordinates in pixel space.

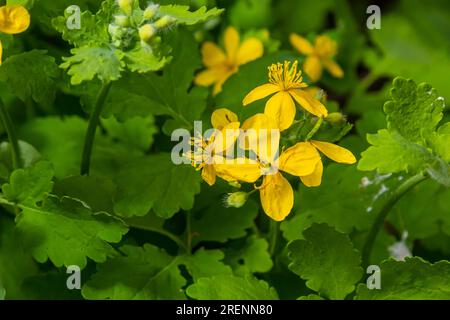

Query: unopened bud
[228,181,241,189]
[117,0,133,15]
[139,24,156,42]
[223,192,249,208]
[326,112,346,125]
[154,15,175,29]
[144,4,159,20]
[114,14,129,27]
[108,24,121,37]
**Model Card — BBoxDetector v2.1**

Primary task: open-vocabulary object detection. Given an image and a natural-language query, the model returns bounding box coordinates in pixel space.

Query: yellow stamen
[268,61,305,90]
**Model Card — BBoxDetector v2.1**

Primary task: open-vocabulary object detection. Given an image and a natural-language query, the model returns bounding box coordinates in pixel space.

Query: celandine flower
[243,61,328,131]
[186,108,240,186]
[299,140,356,187]
[195,26,264,95]
[0,5,30,64]
[290,33,344,82]
[215,114,321,221]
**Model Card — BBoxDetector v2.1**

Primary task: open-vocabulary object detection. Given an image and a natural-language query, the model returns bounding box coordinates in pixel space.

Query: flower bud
[228,181,241,189]
[154,15,175,29]
[108,24,121,38]
[117,0,133,15]
[326,112,346,125]
[223,192,249,208]
[144,4,159,20]
[114,14,129,27]
[139,24,156,42]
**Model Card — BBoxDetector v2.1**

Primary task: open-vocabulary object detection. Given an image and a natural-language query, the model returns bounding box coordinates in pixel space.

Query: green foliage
[288,224,363,300]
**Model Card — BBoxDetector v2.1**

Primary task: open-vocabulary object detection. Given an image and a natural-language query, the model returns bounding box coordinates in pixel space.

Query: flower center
[268,61,304,90]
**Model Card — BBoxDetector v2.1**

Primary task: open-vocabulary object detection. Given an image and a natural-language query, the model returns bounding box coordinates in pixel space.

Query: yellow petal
[300,160,323,187]
[323,59,344,78]
[260,173,293,221]
[314,35,337,58]
[212,121,240,154]
[264,91,296,131]
[194,68,221,86]
[201,164,216,186]
[211,108,239,130]
[214,158,262,183]
[0,5,30,34]
[289,33,314,55]
[243,83,280,106]
[240,113,279,162]
[279,142,321,176]
[201,42,226,67]
[303,55,322,82]
[310,140,356,164]
[236,37,264,66]
[289,89,328,117]
[224,26,240,61]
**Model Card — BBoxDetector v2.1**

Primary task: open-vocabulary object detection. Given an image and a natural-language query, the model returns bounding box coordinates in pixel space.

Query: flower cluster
[187,60,356,221]
[0,5,30,64]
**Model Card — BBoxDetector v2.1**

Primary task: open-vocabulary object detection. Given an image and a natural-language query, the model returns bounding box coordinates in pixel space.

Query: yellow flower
[194,26,264,96]
[0,5,30,64]
[215,114,321,221]
[242,61,328,131]
[187,108,240,186]
[290,33,344,82]
[299,140,356,187]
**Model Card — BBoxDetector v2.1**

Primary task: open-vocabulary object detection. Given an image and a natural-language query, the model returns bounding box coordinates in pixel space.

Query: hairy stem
[80,81,112,175]
[269,220,279,257]
[361,172,428,268]
[0,101,22,169]
[306,117,324,141]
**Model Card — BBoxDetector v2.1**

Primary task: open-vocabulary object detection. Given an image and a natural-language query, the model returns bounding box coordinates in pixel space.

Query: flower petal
[300,160,323,187]
[323,59,344,78]
[212,121,241,154]
[236,37,264,66]
[0,5,30,34]
[212,69,236,96]
[201,42,226,67]
[289,33,314,55]
[201,164,216,186]
[260,173,293,221]
[289,89,328,117]
[224,26,240,61]
[310,140,356,164]
[211,108,239,130]
[194,68,221,86]
[303,55,322,82]
[279,142,321,176]
[264,91,296,131]
[214,158,262,183]
[243,83,280,106]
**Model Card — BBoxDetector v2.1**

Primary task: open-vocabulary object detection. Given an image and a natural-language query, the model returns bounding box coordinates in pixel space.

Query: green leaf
[2,161,54,206]
[288,224,363,300]
[16,195,128,268]
[187,275,279,300]
[225,235,273,274]
[82,244,231,300]
[21,271,82,300]
[298,294,325,300]
[191,200,258,244]
[356,257,450,300]
[0,50,60,107]
[158,5,223,25]
[113,153,201,218]
[124,45,171,74]
[61,47,125,85]
[384,77,444,143]
[358,129,435,174]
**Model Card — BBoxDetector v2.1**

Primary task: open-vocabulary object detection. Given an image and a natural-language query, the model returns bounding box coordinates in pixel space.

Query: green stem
[361,172,428,268]
[306,117,324,140]
[126,222,188,253]
[80,81,112,175]
[269,220,279,257]
[0,101,22,169]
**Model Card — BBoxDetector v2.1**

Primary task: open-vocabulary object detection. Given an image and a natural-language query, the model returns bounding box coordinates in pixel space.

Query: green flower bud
[223,192,249,208]
[117,0,133,15]
[114,14,129,27]
[144,4,159,20]
[326,112,346,125]
[139,24,156,42]
[228,180,241,189]
[154,15,175,29]
[108,24,121,38]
